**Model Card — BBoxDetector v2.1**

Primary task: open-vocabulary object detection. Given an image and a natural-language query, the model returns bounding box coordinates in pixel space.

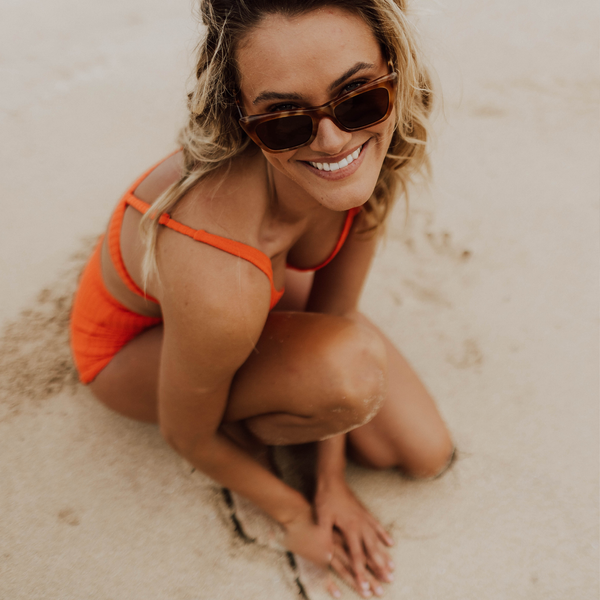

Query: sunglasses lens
[255,115,313,151]
[335,88,390,129]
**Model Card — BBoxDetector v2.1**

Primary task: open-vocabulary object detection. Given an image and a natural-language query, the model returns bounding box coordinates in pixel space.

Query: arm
[305,212,378,317]
[156,236,332,565]
[306,217,395,591]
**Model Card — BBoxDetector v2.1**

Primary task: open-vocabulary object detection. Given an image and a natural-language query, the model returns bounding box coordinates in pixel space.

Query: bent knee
[353,434,456,478]
[401,437,456,479]
[321,323,388,431]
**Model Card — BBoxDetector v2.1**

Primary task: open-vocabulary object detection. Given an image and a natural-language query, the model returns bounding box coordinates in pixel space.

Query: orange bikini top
[108,154,361,311]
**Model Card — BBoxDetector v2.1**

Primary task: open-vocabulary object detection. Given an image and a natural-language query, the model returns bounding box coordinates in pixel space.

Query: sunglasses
[236,71,398,153]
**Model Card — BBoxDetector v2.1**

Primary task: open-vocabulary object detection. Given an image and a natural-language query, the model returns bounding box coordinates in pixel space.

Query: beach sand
[1,1,598,598]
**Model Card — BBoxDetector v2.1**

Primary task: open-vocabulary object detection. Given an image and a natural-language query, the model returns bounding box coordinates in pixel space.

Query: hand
[281,506,334,568]
[315,477,394,598]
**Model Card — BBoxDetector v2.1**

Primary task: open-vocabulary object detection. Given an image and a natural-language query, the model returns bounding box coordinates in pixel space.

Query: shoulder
[156,233,271,380]
[133,148,266,214]
[133,150,185,204]
[150,151,273,319]
[157,224,271,335]
[148,155,273,380]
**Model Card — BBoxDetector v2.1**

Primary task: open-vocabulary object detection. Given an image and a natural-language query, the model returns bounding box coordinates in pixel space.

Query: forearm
[173,431,310,525]
[316,434,347,484]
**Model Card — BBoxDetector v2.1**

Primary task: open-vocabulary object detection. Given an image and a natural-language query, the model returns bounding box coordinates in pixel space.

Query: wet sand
[1,1,598,598]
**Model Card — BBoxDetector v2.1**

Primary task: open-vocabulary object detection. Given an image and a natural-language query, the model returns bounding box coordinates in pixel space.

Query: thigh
[347,313,455,477]
[89,310,385,437]
[89,324,163,422]
[89,268,316,423]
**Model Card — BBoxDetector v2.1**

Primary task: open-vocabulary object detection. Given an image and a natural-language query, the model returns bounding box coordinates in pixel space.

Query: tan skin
[89,8,453,599]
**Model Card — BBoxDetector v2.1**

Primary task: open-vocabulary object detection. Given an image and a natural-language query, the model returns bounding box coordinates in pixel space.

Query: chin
[316,179,378,212]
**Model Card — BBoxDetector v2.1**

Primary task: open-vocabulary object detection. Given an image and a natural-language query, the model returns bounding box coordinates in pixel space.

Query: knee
[320,323,388,433]
[402,437,456,479]
[353,431,456,478]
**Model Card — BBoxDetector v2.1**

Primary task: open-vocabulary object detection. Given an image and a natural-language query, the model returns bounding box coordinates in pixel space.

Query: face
[236,7,395,212]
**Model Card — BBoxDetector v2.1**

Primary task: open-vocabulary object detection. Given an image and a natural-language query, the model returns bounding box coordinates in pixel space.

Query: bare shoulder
[156,224,272,379]
[133,150,185,203]
[132,148,264,213]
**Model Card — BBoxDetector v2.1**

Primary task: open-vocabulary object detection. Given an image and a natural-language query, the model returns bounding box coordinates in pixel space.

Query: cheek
[262,150,296,170]
[373,118,396,154]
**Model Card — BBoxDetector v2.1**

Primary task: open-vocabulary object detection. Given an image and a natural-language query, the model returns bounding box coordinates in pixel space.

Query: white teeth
[308,145,363,172]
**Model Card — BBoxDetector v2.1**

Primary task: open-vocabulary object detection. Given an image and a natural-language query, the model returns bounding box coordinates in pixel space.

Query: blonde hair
[140,0,433,284]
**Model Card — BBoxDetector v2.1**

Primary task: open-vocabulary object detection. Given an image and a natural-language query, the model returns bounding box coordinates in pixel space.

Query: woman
[70,0,454,596]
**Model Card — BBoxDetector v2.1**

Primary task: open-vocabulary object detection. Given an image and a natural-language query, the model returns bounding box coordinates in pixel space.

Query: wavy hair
[140,0,433,284]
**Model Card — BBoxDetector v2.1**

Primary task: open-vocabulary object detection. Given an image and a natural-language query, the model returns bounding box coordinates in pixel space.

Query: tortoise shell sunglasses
[236,70,398,153]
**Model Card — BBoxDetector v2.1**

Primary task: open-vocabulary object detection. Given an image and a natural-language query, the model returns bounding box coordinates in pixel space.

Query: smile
[308,145,363,171]
[301,141,368,181]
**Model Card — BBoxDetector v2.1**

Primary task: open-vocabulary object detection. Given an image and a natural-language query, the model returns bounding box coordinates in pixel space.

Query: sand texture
[1,0,598,598]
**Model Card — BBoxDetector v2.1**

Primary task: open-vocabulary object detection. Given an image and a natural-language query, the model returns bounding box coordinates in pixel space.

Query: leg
[272,273,454,476]
[89,311,387,446]
[347,313,455,478]
[89,324,163,423]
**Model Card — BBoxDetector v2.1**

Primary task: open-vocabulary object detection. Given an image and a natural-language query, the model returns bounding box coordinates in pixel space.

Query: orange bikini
[70,156,360,384]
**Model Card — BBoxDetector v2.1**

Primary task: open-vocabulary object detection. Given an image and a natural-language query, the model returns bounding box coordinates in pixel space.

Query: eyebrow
[252,61,376,105]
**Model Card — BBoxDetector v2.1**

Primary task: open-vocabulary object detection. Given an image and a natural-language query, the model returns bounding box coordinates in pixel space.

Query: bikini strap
[106,150,181,304]
[288,206,362,272]
[125,195,284,310]
[107,198,160,303]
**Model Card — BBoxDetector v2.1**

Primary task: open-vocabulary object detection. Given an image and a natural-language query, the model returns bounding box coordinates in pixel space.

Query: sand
[0,0,598,598]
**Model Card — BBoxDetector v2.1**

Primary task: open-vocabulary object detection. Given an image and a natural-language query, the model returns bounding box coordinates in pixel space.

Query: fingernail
[385,572,394,583]
[374,585,384,596]
[361,591,373,599]
[333,590,341,598]
[361,581,371,591]
[388,560,395,570]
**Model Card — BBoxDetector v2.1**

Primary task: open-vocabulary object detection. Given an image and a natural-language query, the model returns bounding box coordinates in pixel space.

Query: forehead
[237,8,383,99]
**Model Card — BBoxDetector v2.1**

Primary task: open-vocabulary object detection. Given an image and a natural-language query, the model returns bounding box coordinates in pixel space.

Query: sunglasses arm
[235,99,244,120]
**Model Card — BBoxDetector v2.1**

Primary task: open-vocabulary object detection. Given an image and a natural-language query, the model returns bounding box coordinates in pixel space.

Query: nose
[309,117,352,155]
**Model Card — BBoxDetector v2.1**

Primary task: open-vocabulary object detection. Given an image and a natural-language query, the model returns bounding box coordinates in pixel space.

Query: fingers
[331,533,361,594]
[345,531,372,596]
[367,514,394,547]
[362,530,394,584]
[326,576,342,599]
[330,552,357,594]
[344,532,390,597]
[363,516,395,579]
[330,542,384,598]
[330,527,394,596]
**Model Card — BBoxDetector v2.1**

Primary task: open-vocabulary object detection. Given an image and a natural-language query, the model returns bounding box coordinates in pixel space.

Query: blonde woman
[70,1,454,596]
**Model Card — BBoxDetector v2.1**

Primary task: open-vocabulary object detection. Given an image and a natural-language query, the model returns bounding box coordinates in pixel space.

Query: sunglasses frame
[236,71,398,153]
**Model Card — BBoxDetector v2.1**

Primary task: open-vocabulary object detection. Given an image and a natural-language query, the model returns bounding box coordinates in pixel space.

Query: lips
[301,140,369,180]
[307,145,363,171]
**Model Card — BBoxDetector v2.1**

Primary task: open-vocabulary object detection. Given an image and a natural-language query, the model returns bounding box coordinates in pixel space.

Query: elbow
[160,425,211,464]
[160,425,183,453]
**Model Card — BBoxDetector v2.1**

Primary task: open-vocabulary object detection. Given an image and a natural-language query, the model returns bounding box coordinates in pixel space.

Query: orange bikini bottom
[70,238,162,384]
